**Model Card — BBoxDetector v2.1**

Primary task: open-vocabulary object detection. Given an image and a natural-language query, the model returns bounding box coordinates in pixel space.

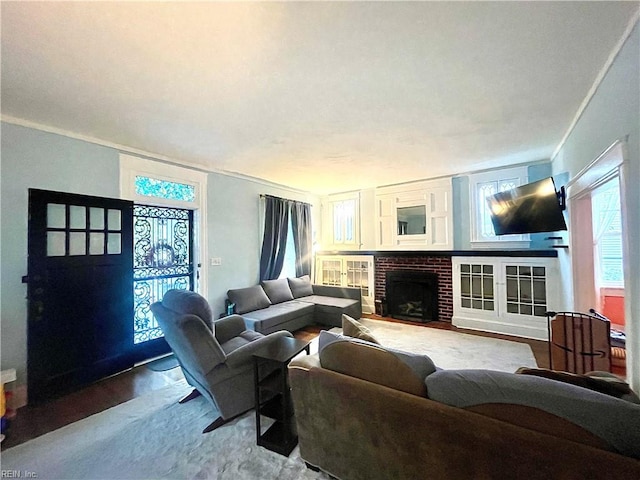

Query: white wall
[0,122,319,395]
[552,22,639,390]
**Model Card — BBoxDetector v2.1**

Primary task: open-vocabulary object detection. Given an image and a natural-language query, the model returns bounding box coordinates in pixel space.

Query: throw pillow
[515,367,640,403]
[261,278,294,304]
[226,285,272,314]
[342,315,380,344]
[287,275,314,298]
[318,330,350,352]
[318,330,437,397]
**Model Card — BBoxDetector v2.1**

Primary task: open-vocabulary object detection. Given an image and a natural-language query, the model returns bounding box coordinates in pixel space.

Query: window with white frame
[323,192,359,247]
[592,179,623,287]
[469,166,529,247]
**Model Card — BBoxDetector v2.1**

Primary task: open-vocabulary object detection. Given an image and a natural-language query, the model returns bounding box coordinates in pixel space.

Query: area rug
[1,380,330,480]
[2,320,537,479]
[351,318,538,372]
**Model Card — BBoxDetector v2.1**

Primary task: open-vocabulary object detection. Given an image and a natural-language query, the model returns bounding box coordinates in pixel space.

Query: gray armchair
[151,289,292,432]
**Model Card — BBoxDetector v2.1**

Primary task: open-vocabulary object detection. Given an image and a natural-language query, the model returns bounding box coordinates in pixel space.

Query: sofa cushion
[287,275,314,298]
[342,315,380,344]
[261,278,294,304]
[318,331,436,397]
[516,367,640,403]
[426,369,640,459]
[227,285,271,314]
[243,301,315,332]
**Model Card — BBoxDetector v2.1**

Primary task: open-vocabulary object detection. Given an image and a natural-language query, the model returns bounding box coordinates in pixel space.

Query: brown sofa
[289,334,640,480]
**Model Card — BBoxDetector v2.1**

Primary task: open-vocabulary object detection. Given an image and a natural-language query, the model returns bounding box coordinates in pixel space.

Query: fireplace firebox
[385,270,439,323]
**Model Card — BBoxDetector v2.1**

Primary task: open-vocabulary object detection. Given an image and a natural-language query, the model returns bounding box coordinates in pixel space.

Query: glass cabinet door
[505,265,547,317]
[346,260,370,297]
[459,263,494,312]
[319,259,342,286]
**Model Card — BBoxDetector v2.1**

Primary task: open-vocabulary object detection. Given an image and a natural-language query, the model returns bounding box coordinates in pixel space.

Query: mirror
[397,205,426,235]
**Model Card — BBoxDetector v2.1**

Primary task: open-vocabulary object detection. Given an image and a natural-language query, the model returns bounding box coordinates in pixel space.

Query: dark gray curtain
[259,196,289,281]
[291,201,312,277]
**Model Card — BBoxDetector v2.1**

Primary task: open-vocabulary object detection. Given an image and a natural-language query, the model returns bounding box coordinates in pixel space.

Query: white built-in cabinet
[315,255,375,314]
[452,256,559,340]
[375,178,453,250]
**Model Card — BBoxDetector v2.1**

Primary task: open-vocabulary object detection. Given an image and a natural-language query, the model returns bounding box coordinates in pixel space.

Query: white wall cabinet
[452,256,559,340]
[375,178,453,250]
[315,255,375,314]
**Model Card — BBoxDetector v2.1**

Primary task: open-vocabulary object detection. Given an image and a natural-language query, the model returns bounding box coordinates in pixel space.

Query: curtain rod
[259,194,312,207]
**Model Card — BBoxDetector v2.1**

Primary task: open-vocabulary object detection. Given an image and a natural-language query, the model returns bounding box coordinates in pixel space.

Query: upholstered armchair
[151,289,292,432]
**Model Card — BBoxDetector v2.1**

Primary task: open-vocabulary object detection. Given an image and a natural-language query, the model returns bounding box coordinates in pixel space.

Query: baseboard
[452,315,548,341]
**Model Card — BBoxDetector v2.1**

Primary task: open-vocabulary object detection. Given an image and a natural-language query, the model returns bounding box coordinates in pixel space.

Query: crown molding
[0,114,312,195]
[551,9,640,162]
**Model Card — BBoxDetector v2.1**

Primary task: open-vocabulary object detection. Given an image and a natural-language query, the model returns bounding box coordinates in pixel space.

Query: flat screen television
[486,177,567,235]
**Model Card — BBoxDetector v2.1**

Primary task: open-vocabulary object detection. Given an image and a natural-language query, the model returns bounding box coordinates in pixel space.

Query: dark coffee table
[252,336,310,456]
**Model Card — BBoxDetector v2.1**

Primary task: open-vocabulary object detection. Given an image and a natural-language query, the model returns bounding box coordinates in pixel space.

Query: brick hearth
[375,256,453,322]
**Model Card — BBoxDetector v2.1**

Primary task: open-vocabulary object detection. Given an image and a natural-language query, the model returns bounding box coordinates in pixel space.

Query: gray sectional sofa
[227,275,362,334]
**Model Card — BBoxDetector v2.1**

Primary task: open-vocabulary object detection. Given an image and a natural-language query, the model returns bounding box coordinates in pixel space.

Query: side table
[252,336,310,456]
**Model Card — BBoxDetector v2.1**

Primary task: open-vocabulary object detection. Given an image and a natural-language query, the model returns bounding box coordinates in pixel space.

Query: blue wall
[0,122,319,394]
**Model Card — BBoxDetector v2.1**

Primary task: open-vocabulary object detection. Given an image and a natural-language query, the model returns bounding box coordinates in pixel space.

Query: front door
[27,189,134,403]
[131,204,194,362]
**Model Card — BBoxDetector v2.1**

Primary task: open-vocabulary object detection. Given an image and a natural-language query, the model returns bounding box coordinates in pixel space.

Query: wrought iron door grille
[133,205,193,344]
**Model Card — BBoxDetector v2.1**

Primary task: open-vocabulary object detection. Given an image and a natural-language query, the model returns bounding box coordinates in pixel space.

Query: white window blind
[592,180,623,286]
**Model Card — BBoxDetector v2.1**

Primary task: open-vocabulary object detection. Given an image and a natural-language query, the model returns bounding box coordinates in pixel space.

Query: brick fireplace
[375,255,453,323]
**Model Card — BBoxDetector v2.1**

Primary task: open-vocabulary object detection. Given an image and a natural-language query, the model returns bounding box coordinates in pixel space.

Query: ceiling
[1,2,637,195]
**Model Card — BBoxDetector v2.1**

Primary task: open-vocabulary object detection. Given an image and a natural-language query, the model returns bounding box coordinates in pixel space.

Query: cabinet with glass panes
[452,257,559,340]
[315,255,374,314]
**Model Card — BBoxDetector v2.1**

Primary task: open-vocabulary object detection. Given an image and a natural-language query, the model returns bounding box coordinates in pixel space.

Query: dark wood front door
[27,189,134,403]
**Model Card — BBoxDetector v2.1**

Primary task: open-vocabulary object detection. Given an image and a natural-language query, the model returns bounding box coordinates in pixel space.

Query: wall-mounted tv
[486,177,567,235]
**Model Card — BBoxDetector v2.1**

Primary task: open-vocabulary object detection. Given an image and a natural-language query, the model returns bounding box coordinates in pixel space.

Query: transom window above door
[134,176,196,203]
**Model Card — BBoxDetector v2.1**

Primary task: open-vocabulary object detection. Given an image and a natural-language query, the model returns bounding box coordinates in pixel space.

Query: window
[592,179,623,287]
[278,216,297,279]
[134,176,195,202]
[323,192,359,248]
[333,198,356,244]
[469,166,529,247]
